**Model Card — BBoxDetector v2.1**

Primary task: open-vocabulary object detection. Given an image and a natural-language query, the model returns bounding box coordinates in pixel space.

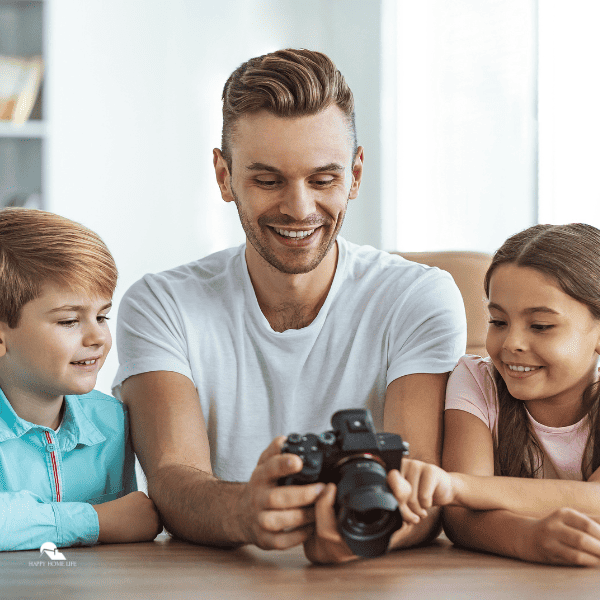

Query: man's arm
[121,370,324,549]
[303,372,448,563]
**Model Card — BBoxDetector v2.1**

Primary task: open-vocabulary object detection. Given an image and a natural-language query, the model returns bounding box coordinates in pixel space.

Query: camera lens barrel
[335,458,402,558]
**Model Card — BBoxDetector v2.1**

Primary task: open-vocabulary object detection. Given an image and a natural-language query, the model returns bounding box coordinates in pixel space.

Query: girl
[392,223,600,566]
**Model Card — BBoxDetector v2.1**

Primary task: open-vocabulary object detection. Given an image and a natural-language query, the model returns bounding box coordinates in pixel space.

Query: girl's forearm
[443,506,535,560]
[450,473,600,517]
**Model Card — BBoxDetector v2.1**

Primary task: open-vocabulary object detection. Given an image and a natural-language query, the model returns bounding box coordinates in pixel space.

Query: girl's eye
[488,319,506,328]
[531,324,554,331]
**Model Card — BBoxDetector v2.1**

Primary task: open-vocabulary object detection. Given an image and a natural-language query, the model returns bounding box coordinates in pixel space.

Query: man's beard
[231,186,347,275]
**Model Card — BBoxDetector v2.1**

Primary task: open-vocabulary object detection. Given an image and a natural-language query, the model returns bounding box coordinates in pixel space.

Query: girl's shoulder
[446,354,499,429]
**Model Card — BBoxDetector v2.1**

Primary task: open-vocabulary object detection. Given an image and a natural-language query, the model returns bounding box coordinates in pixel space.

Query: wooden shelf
[0,120,46,138]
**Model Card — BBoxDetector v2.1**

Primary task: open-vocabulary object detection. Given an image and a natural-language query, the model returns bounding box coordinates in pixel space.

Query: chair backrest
[394,251,493,357]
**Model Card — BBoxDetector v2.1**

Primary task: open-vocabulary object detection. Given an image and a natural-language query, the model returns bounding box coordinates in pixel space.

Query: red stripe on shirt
[45,431,61,502]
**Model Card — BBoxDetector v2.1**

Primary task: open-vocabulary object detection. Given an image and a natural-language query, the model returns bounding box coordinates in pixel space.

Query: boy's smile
[0,283,112,427]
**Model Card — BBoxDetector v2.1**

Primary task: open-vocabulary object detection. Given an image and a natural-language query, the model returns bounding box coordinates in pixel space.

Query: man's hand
[236,437,325,550]
[389,459,457,524]
[93,491,163,544]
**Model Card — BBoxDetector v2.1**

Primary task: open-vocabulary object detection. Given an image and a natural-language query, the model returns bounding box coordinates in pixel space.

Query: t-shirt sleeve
[445,355,494,427]
[112,275,193,393]
[386,269,467,383]
[0,491,99,551]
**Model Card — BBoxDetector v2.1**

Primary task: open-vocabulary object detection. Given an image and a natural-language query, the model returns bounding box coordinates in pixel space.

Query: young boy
[0,207,161,551]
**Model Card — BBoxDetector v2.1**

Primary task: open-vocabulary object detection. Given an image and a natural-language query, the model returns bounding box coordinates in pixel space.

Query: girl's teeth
[508,365,539,372]
[274,228,315,238]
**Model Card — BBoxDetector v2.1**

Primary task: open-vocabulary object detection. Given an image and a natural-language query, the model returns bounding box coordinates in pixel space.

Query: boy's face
[0,283,112,405]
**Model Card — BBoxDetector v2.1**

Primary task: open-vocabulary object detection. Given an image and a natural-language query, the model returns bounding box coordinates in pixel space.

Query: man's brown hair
[221,48,357,172]
[0,208,118,328]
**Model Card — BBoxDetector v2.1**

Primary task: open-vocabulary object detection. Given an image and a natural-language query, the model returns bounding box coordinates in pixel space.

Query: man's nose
[279,182,317,221]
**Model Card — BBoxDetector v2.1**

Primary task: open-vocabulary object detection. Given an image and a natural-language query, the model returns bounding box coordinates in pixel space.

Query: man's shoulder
[340,238,453,291]
[124,244,245,300]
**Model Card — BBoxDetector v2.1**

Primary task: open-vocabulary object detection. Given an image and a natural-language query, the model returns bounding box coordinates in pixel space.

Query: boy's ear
[0,322,8,358]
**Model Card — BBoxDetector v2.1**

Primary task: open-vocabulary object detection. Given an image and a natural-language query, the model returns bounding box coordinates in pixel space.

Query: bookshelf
[0,0,45,209]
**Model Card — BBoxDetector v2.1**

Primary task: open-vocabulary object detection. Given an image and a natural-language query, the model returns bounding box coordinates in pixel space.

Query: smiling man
[113,49,467,563]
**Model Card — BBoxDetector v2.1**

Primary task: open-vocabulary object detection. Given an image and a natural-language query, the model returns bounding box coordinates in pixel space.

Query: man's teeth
[508,365,541,372]
[274,227,315,238]
[72,359,97,365]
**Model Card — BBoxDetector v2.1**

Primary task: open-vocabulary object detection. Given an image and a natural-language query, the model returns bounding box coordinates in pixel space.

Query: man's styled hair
[221,48,357,172]
[0,208,118,328]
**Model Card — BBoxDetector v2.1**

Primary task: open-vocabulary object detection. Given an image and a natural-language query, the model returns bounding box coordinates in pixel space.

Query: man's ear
[348,146,364,200]
[213,148,235,203]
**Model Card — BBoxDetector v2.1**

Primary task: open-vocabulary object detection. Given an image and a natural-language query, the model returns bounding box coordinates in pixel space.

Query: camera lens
[335,459,402,558]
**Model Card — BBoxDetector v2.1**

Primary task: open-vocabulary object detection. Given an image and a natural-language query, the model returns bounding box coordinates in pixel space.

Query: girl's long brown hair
[484,224,600,479]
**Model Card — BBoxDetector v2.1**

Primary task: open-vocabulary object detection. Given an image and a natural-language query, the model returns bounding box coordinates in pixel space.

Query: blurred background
[1,0,599,393]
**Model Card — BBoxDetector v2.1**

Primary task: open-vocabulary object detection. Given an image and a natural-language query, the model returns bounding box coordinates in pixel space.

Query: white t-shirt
[446,355,590,480]
[113,237,466,481]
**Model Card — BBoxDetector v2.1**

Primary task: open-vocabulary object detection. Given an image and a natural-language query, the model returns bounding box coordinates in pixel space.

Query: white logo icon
[40,542,67,561]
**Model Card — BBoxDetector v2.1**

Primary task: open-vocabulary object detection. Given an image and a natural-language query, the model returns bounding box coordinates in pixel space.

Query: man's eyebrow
[46,302,113,314]
[487,302,559,316]
[245,162,345,174]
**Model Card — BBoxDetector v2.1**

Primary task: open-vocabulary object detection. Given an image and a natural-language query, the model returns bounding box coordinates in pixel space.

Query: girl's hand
[523,508,600,566]
[388,459,456,524]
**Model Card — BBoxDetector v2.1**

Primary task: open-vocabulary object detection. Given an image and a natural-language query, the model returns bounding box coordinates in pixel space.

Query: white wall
[46,0,384,393]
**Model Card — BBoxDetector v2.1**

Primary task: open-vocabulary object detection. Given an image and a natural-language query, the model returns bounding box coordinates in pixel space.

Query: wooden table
[2,533,598,600]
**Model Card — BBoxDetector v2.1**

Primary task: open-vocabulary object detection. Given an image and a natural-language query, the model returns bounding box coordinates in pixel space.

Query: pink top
[445,355,590,480]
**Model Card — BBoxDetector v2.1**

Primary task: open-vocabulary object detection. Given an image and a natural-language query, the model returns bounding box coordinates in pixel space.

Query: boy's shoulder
[68,390,128,429]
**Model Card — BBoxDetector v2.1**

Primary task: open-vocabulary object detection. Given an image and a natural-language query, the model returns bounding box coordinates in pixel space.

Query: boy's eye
[58,319,78,327]
[97,315,110,324]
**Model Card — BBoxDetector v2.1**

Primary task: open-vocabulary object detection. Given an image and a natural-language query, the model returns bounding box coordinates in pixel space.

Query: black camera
[280,409,409,558]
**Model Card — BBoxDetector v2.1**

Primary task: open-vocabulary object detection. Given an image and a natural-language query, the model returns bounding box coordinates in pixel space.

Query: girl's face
[486,264,600,426]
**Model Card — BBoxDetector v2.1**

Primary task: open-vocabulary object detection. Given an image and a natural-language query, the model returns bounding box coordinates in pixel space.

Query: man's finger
[314,483,344,543]
[266,481,325,510]
[258,506,316,533]
[257,436,288,465]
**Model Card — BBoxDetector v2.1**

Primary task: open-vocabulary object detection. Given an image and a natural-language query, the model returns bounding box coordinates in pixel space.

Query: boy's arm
[0,490,99,551]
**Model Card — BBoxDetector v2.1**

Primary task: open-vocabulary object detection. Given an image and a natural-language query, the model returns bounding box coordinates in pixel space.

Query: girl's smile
[486,264,600,427]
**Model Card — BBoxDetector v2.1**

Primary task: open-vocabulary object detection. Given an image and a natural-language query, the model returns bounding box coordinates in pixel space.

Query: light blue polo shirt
[0,388,136,551]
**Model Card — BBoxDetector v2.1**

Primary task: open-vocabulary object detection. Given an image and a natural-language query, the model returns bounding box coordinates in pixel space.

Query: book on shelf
[0,55,44,125]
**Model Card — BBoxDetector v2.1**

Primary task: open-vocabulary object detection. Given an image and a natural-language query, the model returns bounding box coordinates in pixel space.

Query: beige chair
[394,251,493,357]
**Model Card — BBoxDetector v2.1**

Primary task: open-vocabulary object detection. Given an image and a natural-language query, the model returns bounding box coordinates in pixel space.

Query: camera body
[280,409,409,558]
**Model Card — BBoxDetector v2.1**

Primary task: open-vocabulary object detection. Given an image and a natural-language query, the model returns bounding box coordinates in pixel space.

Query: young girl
[390,223,600,566]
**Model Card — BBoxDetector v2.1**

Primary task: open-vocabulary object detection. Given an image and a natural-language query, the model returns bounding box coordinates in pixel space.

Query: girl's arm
[438,409,600,565]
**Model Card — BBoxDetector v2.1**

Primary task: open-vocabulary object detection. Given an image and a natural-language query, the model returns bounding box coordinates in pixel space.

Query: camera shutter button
[287,433,302,444]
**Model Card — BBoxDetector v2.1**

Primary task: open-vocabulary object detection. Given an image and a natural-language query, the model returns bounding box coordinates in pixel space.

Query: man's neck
[245,241,339,333]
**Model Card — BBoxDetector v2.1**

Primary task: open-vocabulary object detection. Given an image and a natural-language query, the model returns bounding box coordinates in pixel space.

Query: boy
[0,208,161,551]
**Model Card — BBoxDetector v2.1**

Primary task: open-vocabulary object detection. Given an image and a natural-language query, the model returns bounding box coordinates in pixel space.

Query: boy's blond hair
[0,208,118,328]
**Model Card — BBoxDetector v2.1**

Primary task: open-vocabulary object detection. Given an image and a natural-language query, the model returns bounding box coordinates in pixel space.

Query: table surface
[2,533,598,600]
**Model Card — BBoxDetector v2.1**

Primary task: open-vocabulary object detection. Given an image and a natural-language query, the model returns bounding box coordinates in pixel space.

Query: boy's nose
[83,322,108,347]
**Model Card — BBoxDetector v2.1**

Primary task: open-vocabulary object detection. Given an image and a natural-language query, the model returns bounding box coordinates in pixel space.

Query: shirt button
[46,444,56,452]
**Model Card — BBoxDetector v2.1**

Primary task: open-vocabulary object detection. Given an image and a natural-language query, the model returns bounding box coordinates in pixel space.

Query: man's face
[214,105,363,275]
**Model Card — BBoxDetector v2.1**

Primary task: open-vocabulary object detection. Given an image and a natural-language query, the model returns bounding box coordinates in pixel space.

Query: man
[113,49,466,563]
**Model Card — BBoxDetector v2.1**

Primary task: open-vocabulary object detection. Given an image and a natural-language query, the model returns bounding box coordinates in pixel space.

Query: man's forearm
[452,473,600,517]
[149,463,248,547]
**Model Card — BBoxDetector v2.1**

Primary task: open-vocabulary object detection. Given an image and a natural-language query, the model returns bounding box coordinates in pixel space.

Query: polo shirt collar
[0,387,105,449]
